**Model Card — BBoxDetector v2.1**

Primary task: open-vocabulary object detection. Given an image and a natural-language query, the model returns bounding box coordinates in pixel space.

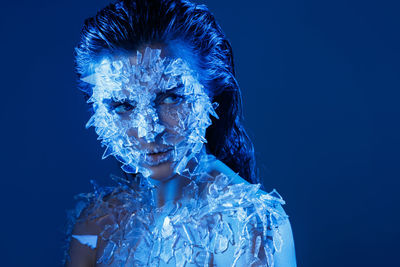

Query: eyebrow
[101,83,185,104]
[156,83,184,96]
[103,99,132,106]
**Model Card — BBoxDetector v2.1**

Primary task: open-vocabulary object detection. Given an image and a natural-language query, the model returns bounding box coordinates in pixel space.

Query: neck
[146,150,207,208]
[148,174,191,208]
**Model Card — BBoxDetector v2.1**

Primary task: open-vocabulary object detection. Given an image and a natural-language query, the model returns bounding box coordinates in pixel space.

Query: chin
[146,161,176,181]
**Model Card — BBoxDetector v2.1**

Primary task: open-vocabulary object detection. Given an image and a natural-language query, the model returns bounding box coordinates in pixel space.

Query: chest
[93,209,260,267]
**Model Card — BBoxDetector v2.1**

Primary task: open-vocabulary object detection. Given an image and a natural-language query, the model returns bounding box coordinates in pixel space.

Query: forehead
[128,43,168,65]
[83,44,200,101]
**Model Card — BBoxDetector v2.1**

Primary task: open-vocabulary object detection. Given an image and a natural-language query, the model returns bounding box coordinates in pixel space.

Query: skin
[67,43,297,267]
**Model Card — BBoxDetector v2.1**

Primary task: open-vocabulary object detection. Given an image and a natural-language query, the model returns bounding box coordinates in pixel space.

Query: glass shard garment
[65,155,288,266]
[81,47,218,177]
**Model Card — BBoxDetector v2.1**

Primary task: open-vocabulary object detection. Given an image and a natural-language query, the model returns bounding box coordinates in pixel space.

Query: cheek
[112,103,195,145]
[159,103,191,131]
[113,114,134,133]
[126,127,138,139]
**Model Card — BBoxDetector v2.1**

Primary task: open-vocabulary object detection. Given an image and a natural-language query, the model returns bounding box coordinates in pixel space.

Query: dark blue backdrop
[1,0,399,266]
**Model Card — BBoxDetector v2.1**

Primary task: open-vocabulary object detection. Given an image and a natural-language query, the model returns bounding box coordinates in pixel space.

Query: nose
[136,106,165,142]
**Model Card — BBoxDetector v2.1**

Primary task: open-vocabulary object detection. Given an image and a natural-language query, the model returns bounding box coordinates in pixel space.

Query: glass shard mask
[81,47,218,178]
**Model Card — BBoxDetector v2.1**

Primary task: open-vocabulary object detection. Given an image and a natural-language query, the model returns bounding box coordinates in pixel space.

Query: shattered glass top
[65,154,288,267]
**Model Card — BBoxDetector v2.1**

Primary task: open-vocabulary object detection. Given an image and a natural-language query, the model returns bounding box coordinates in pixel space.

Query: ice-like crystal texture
[81,47,218,177]
[64,155,288,267]
[68,46,289,266]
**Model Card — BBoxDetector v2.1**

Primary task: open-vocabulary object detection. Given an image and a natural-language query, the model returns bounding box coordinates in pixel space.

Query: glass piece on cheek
[80,73,97,86]
[138,125,147,139]
[85,114,96,129]
[102,144,115,159]
[154,124,166,135]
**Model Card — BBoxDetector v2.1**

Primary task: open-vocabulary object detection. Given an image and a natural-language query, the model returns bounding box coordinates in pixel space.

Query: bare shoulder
[204,156,251,186]
[206,157,297,266]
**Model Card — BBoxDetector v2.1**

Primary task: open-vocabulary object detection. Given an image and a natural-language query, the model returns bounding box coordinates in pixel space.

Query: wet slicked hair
[75,0,261,186]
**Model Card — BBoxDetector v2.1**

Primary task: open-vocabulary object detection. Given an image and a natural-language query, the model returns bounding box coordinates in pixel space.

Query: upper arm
[66,201,116,267]
[65,191,124,267]
[65,214,101,267]
[247,202,296,267]
[272,217,297,267]
[66,236,97,267]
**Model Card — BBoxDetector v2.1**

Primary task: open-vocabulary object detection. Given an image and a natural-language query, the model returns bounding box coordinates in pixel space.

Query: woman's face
[82,44,217,181]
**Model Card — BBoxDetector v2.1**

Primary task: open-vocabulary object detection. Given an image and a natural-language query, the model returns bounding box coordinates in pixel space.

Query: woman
[65,0,297,266]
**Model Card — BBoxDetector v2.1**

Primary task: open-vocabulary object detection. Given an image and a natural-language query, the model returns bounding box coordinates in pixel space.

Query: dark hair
[74,0,262,186]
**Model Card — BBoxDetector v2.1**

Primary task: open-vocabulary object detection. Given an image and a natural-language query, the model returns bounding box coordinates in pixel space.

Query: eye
[112,102,135,114]
[160,93,183,105]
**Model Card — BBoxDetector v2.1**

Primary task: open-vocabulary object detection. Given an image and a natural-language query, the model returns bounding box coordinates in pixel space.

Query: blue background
[0,0,399,266]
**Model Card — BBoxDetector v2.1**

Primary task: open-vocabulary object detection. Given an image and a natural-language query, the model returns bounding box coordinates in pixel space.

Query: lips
[147,147,173,154]
[144,148,174,166]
